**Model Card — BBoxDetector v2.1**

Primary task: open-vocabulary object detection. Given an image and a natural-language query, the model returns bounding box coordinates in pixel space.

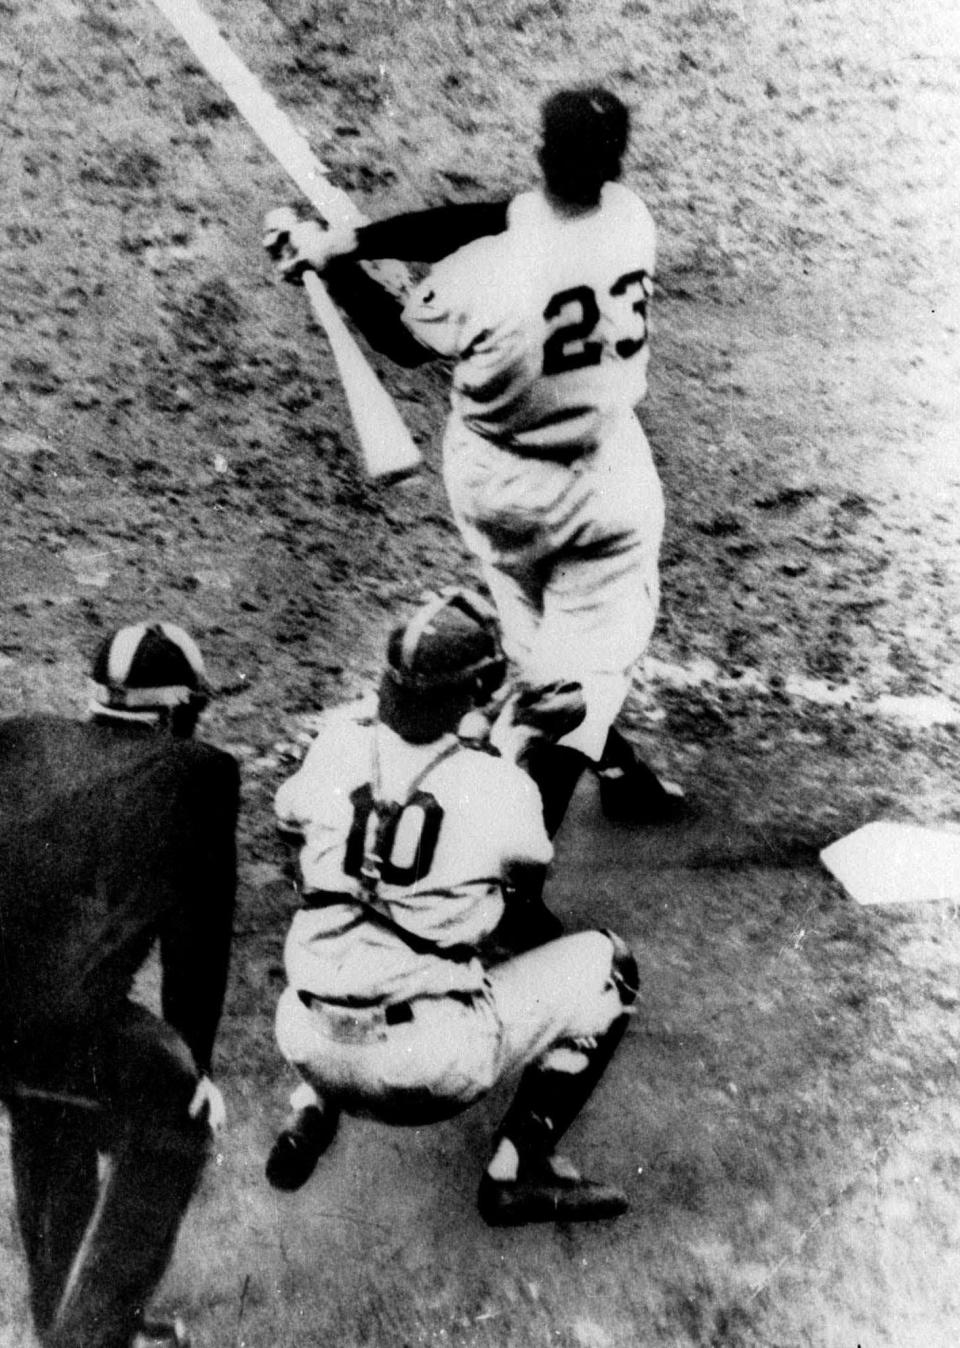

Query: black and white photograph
[1,1,958,1344]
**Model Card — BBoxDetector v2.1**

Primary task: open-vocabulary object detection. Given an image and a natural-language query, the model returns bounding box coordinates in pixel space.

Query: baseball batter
[267,85,684,842]
[266,589,639,1225]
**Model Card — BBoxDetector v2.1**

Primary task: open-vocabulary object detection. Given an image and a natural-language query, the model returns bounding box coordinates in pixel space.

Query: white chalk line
[643,656,960,729]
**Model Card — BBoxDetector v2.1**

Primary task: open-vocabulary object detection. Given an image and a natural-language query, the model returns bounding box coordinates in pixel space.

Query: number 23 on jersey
[542,269,654,376]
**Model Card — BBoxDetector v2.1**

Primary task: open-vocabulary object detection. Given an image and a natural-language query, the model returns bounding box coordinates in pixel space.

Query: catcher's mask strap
[444,586,499,633]
[400,591,452,669]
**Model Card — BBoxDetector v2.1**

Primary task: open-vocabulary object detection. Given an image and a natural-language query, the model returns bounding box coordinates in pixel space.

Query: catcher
[266,588,639,1225]
[0,622,239,1348]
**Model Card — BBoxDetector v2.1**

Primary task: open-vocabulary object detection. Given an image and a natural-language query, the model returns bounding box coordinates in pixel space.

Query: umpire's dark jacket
[0,715,239,1080]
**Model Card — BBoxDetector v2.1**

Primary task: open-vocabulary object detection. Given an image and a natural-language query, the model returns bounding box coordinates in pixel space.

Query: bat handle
[302,269,347,335]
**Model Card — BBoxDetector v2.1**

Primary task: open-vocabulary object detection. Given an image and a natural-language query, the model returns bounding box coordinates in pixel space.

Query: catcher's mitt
[511,680,586,743]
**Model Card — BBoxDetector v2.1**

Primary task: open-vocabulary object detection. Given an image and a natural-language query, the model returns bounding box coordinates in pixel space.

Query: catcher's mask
[89,621,210,736]
[378,588,506,745]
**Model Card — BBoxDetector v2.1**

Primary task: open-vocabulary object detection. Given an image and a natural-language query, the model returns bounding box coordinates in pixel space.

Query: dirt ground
[2,0,960,1344]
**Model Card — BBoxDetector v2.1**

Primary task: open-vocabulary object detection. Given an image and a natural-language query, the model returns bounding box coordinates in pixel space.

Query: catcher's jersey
[276,701,553,1004]
[402,182,656,457]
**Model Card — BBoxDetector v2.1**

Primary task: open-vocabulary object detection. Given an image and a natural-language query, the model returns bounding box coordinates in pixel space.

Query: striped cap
[90,622,209,711]
[378,588,506,744]
[385,589,502,691]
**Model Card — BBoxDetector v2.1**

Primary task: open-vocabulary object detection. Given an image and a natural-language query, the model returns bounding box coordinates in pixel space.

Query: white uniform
[402,183,665,761]
[273,700,630,1124]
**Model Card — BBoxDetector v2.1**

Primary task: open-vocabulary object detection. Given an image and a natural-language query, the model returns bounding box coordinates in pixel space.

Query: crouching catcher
[268,589,639,1224]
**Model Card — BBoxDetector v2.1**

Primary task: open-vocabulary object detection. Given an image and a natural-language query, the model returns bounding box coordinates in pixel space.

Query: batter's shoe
[131,1318,190,1348]
[266,1102,340,1192]
[477,1156,628,1226]
[597,759,687,825]
[596,729,687,825]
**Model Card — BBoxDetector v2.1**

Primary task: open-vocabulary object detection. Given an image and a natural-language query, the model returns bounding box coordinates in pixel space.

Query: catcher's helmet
[379,589,506,744]
[538,85,630,204]
[90,622,210,726]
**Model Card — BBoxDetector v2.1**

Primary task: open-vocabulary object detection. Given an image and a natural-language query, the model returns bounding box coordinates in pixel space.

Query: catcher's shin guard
[520,741,591,839]
[479,935,637,1224]
[496,1016,632,1159]
[494,863,564,954]
[499,935,636,1151]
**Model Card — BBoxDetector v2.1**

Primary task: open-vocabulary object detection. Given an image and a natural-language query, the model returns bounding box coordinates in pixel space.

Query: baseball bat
[302,270,423,484]
[148,0,423,483]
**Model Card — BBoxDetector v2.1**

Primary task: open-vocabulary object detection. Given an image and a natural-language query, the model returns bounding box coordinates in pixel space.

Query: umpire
[0,622,239,1348]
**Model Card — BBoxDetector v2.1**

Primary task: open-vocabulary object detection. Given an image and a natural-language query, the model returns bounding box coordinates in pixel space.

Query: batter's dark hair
[538,86,630,207]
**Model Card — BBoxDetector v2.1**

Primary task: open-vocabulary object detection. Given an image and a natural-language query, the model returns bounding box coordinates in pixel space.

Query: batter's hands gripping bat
[263,208,423,484]
[149,0,423,484]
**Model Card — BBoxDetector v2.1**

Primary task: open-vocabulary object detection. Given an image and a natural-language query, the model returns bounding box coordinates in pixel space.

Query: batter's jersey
[275,702,553,1005]
[401,182,656,457]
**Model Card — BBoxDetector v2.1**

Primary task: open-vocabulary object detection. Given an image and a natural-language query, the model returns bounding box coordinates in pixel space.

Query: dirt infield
[2,0,959,1344]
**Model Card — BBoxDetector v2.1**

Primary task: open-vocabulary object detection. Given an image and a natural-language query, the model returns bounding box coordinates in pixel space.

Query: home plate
[821,822,960,906]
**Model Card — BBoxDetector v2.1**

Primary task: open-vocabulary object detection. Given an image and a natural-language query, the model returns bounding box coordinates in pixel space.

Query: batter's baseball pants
[441,414,665,761]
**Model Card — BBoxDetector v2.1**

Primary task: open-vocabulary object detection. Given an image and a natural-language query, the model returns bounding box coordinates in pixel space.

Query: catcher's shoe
[130,1317,190,1348]
[597,759,687,825]
[266,1102,340,1191]
[477,1155,628,1227]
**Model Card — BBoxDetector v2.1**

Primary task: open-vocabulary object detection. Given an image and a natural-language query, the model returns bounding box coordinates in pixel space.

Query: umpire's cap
[90,621,210,713]
[378,589,506,744]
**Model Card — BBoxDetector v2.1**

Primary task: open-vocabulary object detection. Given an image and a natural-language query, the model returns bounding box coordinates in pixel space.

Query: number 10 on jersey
[542,269,654,376]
